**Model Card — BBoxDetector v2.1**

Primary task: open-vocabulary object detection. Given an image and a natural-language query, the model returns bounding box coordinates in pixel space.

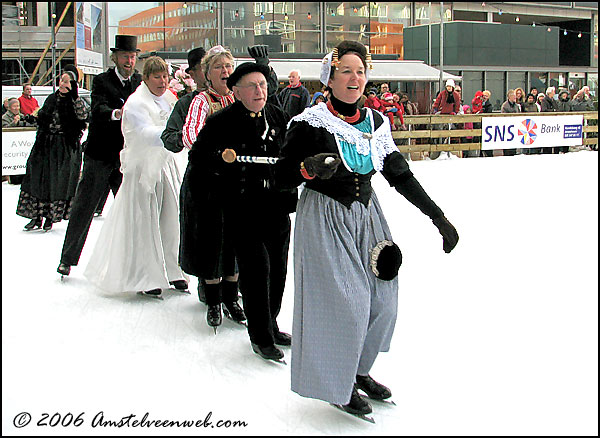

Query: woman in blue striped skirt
[275,40,459,418]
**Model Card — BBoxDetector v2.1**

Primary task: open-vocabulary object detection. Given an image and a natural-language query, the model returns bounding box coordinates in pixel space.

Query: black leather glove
[432,216,459,253]
[68,80,79,99]
[248,45,269,66]
[303,153,341,179]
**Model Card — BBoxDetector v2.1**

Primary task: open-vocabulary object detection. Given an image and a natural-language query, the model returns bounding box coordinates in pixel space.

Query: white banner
[2,129,36,175]
[482,114,584,150]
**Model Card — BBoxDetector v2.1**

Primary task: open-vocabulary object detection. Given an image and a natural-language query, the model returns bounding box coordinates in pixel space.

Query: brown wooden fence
[391,111,598,153]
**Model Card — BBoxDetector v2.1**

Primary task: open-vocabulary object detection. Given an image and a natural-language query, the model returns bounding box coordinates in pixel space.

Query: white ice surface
[2,151,598,435]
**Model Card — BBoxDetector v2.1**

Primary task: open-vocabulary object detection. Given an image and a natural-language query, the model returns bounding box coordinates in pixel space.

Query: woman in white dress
[85,56,188,298]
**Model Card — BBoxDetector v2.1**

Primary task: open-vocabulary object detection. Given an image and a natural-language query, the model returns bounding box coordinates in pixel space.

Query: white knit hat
[445,79,455,88]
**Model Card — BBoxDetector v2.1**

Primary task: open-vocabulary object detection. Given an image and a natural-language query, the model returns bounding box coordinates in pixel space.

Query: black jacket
[541,95,559,112]
[161,90,199,153]
[84,68,142,164]
[277,85,310,119]
[275,108,443,219]
[179,100,297,277]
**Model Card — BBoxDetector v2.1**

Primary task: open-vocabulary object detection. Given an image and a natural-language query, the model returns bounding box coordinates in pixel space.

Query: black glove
[68,80,79,99]
[432,216,459,253]
[303,153,341,179]
[248,45,269,66]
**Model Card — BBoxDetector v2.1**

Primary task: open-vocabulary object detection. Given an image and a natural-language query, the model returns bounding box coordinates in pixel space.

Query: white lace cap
[320,52,334,86]
[319,50,371,86]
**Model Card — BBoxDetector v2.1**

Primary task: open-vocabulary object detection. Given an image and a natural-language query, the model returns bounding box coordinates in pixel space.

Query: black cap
[226,62,271,90]
[185,47,206,74]
[110,35,140,52]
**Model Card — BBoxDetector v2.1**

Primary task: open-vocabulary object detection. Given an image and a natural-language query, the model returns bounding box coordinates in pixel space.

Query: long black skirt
[16,131,82,223]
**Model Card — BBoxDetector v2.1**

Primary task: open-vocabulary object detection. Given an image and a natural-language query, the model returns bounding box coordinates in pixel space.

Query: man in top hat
[181,61,297,362]
[57,35,143,277]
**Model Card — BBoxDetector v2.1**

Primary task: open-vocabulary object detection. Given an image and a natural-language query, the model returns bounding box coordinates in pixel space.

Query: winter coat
[364,96,383,111]
[277,83,311,119]
[570,96,594,112]
[482,100,493,113]
[501,100,521,113]
[472,91,484,114]
[84,67,142,165]
[522,102,539,113]
[432,89,461,115]
[541,95,559,112]
[179,101,297,278]
[557,98,572,112]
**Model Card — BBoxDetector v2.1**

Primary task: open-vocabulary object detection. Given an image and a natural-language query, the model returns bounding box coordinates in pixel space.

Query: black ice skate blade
[355,389,396,406]
[137,291,164,300]
[330,404,375,424]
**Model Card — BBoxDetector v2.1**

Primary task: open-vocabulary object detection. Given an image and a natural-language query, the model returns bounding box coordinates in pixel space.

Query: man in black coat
[277,69,310,119]
[57,35,142,276]
[180,62,297,362]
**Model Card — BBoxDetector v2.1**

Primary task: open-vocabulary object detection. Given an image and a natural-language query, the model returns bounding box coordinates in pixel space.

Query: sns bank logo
[518,119,538,145]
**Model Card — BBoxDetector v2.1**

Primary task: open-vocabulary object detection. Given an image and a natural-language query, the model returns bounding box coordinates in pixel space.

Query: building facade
[2,2,597,110]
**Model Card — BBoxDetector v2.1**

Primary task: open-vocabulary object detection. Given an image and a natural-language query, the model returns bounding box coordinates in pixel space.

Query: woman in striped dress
[179,45,246,329]
[275,41,459,418]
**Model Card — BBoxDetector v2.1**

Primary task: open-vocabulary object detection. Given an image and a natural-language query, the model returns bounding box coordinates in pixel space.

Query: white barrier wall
[1,128,36,175]
[482,114,584,150]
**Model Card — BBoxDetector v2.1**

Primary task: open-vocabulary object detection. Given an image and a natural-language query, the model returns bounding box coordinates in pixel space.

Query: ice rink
[2,151,598,435]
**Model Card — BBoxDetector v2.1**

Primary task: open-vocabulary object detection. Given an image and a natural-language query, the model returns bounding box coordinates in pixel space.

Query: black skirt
[16,130,82,222]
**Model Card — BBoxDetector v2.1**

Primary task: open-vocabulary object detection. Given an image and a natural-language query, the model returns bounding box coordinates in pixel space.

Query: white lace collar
[289,102,398,171]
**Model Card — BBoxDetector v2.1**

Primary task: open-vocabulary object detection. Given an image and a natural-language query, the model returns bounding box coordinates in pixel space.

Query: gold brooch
[249,111,262,118]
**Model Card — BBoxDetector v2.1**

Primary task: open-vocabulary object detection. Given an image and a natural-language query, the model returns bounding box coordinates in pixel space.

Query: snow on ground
[2,151,598,436]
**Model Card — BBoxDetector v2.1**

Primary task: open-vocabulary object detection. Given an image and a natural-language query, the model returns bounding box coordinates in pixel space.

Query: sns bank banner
[482,114,584,150]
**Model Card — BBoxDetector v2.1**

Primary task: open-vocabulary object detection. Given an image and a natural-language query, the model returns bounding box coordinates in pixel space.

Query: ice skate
[137,289,163,300]
[222,300,246,326]
[355,375,395,405]
[331,387,375,423]
[273,331,292,347]
[207,304,222,334]
[23,218,42,231]
[42,218,53,231]
[251,343,286,364]
[57,262,71,280]
[169,279,190,294]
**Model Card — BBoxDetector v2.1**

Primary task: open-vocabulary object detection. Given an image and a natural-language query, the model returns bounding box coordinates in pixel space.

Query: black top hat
[185,47,207,74]
[226,62,271,90]
[110,35,140,52]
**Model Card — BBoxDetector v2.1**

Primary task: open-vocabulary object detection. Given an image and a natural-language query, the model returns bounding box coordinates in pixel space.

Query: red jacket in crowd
[471,91,484,114]
[432,89,461,115]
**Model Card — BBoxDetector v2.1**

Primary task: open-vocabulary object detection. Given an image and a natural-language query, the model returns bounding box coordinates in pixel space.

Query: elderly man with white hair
[277,69,310,119]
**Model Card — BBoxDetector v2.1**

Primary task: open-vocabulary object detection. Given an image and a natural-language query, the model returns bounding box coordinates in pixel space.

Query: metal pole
[439,2,444,94]
[428,2,432,106]
[51,2,57,92]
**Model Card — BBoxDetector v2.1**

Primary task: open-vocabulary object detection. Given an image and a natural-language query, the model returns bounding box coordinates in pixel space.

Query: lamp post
[439,2,444,94]
[51,2,57,92]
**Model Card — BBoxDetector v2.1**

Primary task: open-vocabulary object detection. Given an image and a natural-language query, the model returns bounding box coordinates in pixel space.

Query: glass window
[414,2,452,25]
[530,72,547,93]
[369,2,411,56]
[463,71,484,106]
[485,71,505,111]
[507,72,527,94]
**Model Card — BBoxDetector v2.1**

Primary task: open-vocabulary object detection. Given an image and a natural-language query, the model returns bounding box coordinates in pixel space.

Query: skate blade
[223,310,247,327]
[137,291,164,300]
[173,288,191,294]
[330,404,375,424]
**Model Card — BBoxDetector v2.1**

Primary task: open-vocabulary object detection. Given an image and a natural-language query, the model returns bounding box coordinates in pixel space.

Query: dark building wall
[405,22,560,67]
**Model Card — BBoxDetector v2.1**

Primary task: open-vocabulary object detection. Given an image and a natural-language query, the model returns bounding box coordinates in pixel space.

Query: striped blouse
[182,87,235,150]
